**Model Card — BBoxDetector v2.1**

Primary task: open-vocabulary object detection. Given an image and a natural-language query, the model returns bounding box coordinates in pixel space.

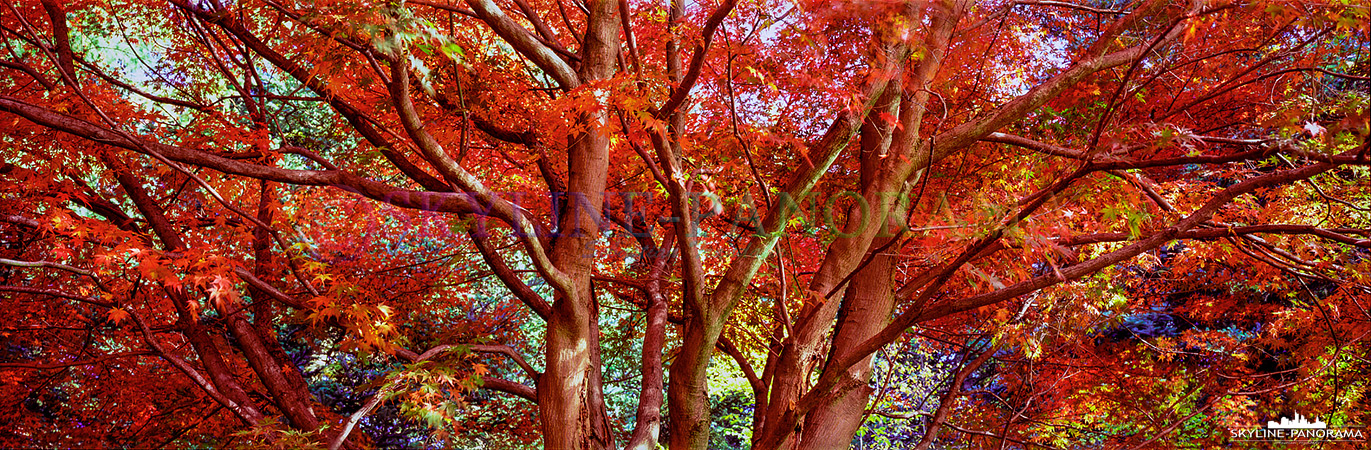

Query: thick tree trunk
[538,2,619,447]
[752,3,963,446]
[540,303,611,450]
[539,124,615,450]
[752,85,913,450]
[754,205,891,449]
[539,133,614,449]
[798,233,901,448]
[796,86,909,446]
[667,318,717,450]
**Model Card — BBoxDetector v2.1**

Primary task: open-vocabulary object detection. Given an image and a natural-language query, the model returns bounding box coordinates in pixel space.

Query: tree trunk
[539,120,615,450]
[538,2,619,446]
[797,234,900,448]
[667,318,717,450]
[752,3,964,445]
[796,87,909,446]
[539,133,614,449]
[540,302,612,450]
[626,250,672,450]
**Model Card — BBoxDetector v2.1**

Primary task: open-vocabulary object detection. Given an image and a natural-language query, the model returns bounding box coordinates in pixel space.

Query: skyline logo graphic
[1230,410,1365,444]
[1267,413,1328,430]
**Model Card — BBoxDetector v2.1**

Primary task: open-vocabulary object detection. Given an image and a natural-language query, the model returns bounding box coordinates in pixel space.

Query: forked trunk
[798,236,899,448]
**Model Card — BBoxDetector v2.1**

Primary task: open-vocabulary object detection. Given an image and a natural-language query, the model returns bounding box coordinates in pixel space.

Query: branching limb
[793,154,1341,435]
[467,231,553,319]
[339,343,538,449]
[0,351,152,370]
[128,308,266,425]
[653,0,739,119]
[0,96,485,215]
[387,58,572,296]
[232,266,309,310]
[0,285,114,308]
[0,258,108,291]
[0,59,56,90]
[173,0,452,192]
[395,343,541,380]
[464,0,581,88]
[944,422,1063,450]
[913,344,997,450]
[479,376,538,401]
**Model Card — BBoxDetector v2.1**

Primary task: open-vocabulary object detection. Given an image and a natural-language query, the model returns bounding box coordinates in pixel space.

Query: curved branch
[174,0,452,192]
[984,131,1284,170]
[396,343,541,379]
[468,231,552,319]
[936,0,1193,157]
[717,336,763,393]
[388,58,572,295]
[329,386,387,450]
[72,54,209,109]
[915,162,1340,327]
[129,308,265,425]
[653,0,739,119]
[0,60,56,90]
[470,344,541,378]
[232,266,309,309]
[1054,225,1371,249]
[0,285,114,308]
[0,258,107,289]
[465,0,580,88]
[0,351,153,370]
[0,95,480,215]
[1,214,41,228]
[338,343,535,449]
[510,0,577,61]
[409,0,477,17]
[479,376,538,401]
[913,345,997,450]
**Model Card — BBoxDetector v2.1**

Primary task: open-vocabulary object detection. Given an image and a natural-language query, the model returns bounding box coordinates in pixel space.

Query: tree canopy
[1,0,1368,448]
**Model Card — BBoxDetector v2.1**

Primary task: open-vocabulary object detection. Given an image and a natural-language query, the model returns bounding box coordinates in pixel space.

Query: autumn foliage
[1,0,1369,449]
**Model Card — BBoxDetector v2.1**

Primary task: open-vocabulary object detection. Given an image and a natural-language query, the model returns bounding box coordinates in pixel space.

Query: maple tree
[1,0,1368,448]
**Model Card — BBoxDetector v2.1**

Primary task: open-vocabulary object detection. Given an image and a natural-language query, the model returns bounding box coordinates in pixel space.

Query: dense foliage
[1,0,1368,449]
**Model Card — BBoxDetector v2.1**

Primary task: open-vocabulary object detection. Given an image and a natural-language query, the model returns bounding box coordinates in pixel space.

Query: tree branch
[795,155,1341,432]
[175,0,452,192]
[129,308,265,425]
[468,231,553,319]
[387,57,572,296]
[480,376,538,401]
[653,0,739,119]
[0,95,484,215]
[0,285,114,308]
[0,351,152,370]
[232,266,309,310]
[913,344,997,450]
[464,0,581,88]
[1014,0,1125,15]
